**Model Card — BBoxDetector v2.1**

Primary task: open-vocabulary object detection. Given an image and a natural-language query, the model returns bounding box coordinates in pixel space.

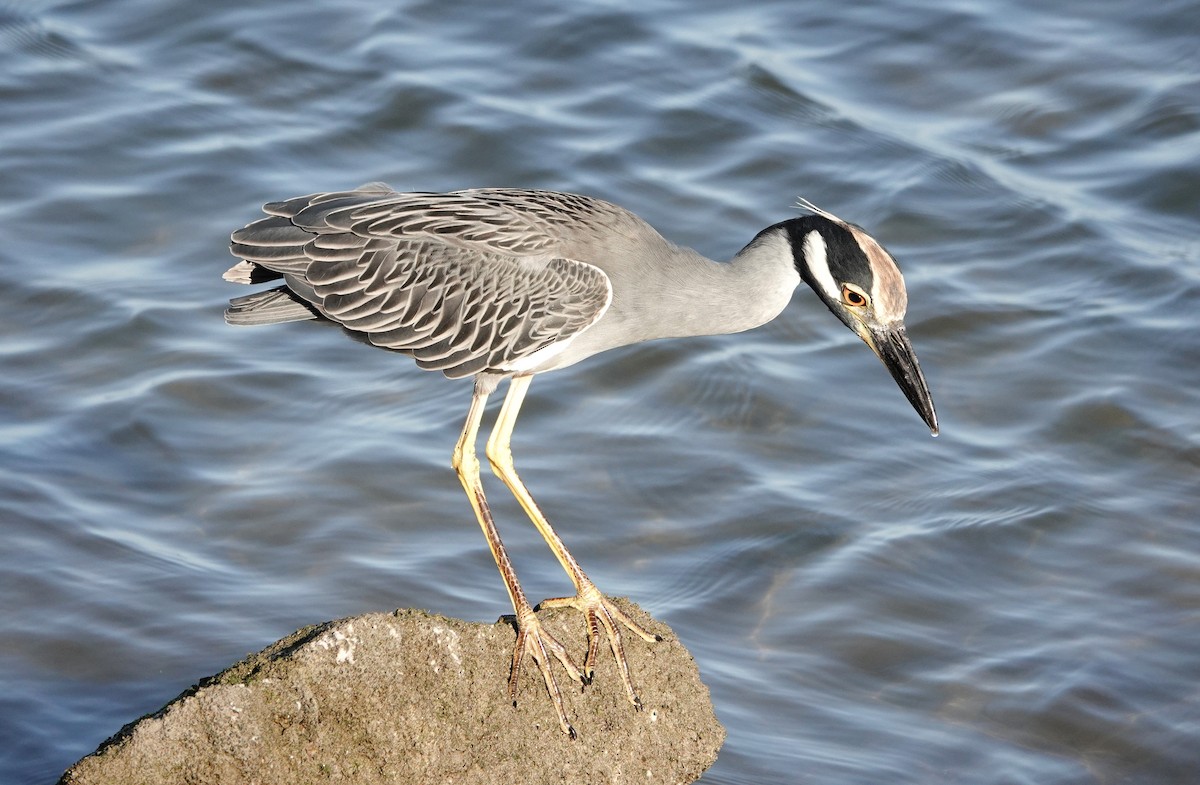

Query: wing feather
[225,186,613,378]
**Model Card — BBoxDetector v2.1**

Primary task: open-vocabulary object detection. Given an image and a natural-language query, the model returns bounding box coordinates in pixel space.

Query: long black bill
[870,326,939,436]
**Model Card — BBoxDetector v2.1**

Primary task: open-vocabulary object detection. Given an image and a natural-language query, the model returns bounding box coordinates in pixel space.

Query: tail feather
[222,260,283,285]
[225,286,321,326]
[226,184,396,329]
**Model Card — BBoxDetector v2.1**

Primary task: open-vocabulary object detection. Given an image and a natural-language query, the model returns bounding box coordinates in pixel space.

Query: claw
[507,608,584,737]
[537,586,660,710]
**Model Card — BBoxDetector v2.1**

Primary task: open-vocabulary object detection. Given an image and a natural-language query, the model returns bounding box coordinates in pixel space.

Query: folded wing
[225,186,612,378]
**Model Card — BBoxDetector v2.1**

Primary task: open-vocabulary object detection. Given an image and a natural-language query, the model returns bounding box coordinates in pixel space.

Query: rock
[60,598,724,784]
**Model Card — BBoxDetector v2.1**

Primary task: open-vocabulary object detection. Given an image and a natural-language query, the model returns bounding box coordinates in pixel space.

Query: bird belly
[495,334,583,374]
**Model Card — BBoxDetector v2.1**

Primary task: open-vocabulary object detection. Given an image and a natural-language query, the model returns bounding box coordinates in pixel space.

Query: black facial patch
[783,216,874,293]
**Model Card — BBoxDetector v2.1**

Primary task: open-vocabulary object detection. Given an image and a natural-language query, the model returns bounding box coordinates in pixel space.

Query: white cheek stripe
[803,230,840,301]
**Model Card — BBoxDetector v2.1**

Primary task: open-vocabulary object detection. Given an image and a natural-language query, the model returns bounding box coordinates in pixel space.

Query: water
[2,0,1198,782]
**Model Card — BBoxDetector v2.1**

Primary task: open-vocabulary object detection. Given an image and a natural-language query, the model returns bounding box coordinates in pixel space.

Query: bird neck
[644,226,800,340]
[716,225,803,333]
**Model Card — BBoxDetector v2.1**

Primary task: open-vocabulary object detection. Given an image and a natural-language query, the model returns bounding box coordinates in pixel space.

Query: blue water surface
[2,0,1198,782]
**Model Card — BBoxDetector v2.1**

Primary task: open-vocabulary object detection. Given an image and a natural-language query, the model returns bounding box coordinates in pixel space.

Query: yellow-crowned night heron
[224,184,938,737]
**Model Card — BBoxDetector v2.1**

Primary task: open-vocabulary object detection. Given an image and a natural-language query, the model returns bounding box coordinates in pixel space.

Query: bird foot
[536,584,662,710]
[508,606,584,739]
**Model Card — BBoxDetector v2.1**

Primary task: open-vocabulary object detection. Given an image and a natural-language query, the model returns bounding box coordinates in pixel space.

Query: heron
[223,183,938,737]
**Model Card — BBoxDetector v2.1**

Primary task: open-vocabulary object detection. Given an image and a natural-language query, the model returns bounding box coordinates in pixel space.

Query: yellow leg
[452,381,582,738]
[485,375,660,709]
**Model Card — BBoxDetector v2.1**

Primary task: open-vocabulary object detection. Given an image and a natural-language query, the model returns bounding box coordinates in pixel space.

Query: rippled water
[3,0,1199,782]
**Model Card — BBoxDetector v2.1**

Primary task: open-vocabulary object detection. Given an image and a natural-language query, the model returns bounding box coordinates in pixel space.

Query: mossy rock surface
[60,598,724,785]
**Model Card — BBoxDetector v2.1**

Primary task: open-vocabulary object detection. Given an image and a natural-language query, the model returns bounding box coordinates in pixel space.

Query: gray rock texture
[60,598,724,784]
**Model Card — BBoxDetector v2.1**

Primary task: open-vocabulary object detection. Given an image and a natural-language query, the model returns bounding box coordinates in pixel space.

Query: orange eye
[842,286,868,307]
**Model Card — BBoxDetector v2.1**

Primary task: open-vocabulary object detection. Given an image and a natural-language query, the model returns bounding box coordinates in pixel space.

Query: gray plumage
[224,183,807,385]
[226,185,623,378]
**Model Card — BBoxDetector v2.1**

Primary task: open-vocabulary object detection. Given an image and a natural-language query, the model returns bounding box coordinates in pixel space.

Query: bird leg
[452,382,583,738]
[485,375,661,710]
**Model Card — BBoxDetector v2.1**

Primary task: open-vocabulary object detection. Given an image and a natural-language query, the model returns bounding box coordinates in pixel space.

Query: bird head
[785,202,939,436]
